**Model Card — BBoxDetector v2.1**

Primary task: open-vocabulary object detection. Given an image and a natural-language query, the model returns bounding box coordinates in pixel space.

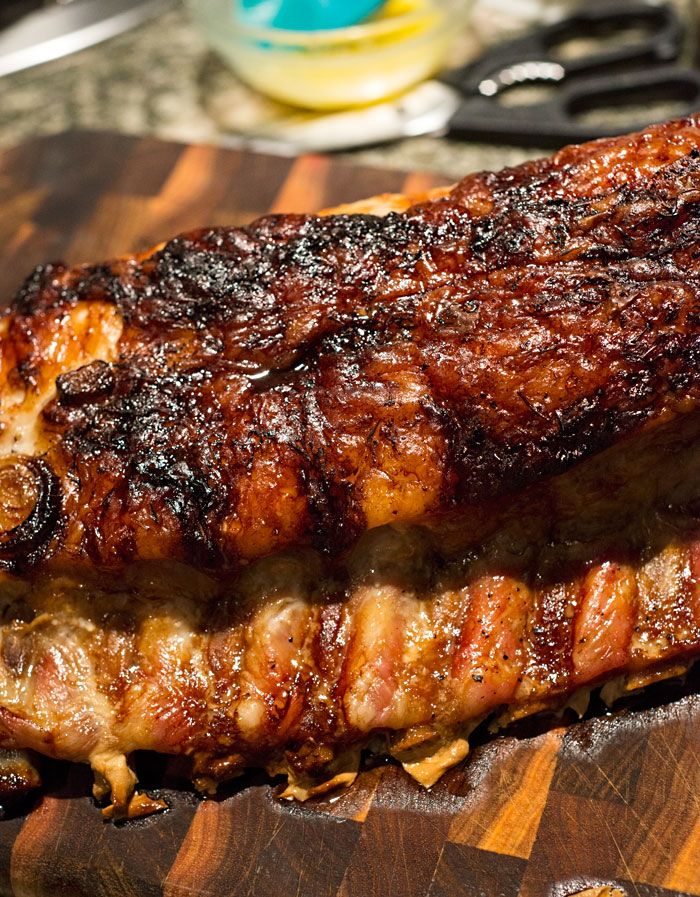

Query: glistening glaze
[2,117,700,570]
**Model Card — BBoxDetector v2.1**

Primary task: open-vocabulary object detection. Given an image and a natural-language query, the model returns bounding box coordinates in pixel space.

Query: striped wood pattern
[0,132,698,897]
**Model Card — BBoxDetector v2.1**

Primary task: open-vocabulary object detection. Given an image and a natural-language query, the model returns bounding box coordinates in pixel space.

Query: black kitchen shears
[439,1,700,146]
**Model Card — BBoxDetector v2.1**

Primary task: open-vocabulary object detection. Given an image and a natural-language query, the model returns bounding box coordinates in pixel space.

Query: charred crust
[9,263,69,316]
[5,133,700,568]
[56,360,116,407]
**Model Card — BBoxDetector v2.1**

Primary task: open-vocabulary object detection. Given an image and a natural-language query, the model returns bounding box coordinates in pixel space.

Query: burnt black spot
[56,360,116,407]
[11,263,69,315]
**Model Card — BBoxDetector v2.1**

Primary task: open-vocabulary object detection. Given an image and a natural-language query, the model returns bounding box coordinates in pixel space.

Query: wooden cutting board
[0,131,698,897]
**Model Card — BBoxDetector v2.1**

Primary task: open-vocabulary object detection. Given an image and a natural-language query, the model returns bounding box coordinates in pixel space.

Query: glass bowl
[188,0,472,111]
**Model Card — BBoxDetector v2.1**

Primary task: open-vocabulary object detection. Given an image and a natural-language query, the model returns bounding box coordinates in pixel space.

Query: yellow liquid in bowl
[227,0,451,110]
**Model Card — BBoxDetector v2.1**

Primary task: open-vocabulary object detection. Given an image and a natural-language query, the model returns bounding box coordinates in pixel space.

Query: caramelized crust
[2,117,700,570]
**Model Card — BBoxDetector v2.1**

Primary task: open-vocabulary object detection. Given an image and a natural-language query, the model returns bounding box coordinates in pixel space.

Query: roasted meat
[0,117,699,817]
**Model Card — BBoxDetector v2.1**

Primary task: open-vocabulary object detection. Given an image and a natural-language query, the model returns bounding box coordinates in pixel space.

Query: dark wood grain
[0,131,698,897]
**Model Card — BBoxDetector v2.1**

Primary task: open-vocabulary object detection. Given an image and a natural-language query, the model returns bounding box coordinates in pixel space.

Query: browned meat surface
[0,116,698,817]
[2,116,700,569]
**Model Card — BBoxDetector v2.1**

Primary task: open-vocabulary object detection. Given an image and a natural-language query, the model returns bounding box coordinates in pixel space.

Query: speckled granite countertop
[0,0,695,180]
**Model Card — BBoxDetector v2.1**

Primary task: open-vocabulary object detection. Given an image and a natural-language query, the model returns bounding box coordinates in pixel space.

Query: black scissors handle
[443,2,683,96]
[447,65,700,147]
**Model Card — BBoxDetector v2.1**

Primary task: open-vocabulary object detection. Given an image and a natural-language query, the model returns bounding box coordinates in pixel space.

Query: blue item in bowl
[237,0,386,31]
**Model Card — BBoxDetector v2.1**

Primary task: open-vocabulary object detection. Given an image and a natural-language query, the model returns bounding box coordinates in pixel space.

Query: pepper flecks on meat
[3,121,700,569]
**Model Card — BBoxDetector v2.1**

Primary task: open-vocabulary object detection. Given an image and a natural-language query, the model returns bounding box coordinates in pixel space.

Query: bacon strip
[0,410,696,815]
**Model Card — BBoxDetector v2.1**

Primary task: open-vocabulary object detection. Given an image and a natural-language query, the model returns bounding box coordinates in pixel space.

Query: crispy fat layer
[0,414,698,814]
